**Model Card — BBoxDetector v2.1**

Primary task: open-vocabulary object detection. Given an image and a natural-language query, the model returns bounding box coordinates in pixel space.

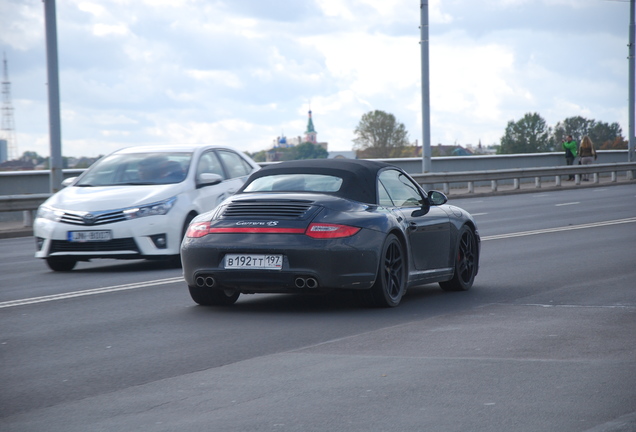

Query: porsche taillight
[304,223,360,239]
[185,222,211,238]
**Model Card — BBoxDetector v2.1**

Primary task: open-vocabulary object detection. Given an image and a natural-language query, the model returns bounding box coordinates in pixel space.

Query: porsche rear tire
[188,285,240,306]
[440,225,477,292]
[365,234,406,307]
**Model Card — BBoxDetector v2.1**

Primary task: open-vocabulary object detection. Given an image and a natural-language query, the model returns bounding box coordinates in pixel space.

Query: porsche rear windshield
[244,174,343,193]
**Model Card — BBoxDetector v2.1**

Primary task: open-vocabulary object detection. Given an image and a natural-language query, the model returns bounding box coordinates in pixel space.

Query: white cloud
[1,0,629,159]
[76,2,105,17]
[92,23,130,37]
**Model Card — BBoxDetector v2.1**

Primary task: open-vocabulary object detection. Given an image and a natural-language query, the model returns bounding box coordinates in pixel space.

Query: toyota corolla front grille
[60,210,127,226]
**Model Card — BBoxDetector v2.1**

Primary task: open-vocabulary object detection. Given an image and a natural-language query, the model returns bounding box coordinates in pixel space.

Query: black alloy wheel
[366,234,406,307]
[440,225,477,292]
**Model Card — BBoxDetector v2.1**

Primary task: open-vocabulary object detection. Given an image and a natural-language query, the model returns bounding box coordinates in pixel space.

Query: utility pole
[629,0,635,164]
[420,1,432,173]
[1,52,18,161]
[43,0,64,193]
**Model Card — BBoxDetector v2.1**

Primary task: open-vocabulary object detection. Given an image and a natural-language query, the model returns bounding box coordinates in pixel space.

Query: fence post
[22,210,34,227]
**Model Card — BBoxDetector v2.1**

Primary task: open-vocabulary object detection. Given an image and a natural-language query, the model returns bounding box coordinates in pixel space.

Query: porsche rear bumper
[181,230,384,292]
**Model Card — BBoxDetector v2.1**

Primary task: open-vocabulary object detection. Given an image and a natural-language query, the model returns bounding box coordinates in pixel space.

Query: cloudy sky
[0,0,631,159]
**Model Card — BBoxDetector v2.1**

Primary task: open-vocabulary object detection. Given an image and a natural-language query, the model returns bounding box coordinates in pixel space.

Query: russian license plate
[68,230,112,242]
[224,254,283,270]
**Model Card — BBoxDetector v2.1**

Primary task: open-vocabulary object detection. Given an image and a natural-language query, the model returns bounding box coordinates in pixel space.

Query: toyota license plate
[224,254,283,270]
[68,230,112,242]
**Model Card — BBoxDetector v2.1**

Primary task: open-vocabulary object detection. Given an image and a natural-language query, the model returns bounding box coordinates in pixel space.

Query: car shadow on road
[186,284,462,315]
[50,259,181,274]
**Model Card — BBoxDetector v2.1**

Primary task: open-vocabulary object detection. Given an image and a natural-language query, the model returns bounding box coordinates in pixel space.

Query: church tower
[304,110,317,144]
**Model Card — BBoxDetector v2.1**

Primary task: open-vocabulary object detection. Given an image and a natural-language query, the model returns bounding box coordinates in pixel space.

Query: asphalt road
[1,184,635,432]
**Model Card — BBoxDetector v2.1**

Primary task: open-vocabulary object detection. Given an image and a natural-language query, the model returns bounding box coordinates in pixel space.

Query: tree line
[5,111,626,167]
[352,110,626,159]
[498,113,626,154]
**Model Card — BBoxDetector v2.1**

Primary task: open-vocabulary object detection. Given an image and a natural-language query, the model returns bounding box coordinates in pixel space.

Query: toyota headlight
[36,205,64,222]
[123,197,177,219]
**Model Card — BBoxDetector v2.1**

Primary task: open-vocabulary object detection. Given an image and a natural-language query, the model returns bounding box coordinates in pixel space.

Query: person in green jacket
[562,135,577,180]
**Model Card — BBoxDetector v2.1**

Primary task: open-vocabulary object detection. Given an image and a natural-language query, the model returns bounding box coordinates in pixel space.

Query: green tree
[498,112,551,154]
[247,150,267,163]
[20,151,44,164]
[552,116,592,144]
[552,116,623,149]
[353,110,410,158]
[587,121,622,148]
[600,136,628,150]
[293,142,328,159]
[274,147,295,161]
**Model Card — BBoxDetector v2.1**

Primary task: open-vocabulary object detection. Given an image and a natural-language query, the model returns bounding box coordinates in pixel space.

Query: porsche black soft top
[238,158,399,204]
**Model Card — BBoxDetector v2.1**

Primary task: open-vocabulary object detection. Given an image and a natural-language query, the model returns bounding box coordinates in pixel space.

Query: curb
[0,227,33,239]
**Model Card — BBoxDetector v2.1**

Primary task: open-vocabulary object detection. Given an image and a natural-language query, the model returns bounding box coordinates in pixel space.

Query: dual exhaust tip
[295,277,318,289]
[195,276,216,288]
[195,275,318,289]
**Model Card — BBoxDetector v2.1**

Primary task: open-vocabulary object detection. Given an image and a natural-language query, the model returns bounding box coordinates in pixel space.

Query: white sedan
[34,144,260,271]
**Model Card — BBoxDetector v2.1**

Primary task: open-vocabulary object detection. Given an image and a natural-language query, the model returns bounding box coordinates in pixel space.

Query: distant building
[466,141,497,155]
[266,109,329,162]
[304,110,317,144]
[432,144,473,157]
[328,150,356,159]
[0,158,35,171]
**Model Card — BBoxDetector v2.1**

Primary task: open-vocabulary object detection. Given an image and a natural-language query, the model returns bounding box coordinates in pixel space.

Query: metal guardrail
[0,194,51,212]
[1,163,635,227]
[410,162,636,195]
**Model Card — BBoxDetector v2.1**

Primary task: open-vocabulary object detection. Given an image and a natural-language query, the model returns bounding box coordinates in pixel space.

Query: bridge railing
[411,162,636,195]
[2,161,634,227]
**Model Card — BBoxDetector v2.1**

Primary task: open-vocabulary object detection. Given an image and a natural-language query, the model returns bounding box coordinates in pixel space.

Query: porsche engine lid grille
[222,200,315,219]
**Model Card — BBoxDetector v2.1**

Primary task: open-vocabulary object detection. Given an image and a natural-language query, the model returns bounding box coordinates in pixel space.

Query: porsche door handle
[408,222,418,231]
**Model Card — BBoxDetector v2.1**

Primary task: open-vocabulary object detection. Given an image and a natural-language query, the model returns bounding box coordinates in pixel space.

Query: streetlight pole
[628,0,635,164]
[43,0,63,193]
[420,1,432,173]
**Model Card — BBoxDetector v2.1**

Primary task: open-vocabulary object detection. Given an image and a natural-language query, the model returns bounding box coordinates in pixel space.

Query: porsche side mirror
[427,190,448,206]
[197,173,223,188]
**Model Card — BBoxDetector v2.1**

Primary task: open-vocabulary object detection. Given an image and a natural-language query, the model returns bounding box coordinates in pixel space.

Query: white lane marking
[555,202,580,207]
[0,277,183,309]
[482,217,636,241]
[4,217,636,309]
[471,213,489,216]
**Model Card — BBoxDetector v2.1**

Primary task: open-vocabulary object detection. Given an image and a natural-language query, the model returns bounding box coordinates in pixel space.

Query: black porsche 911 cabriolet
[181,158,480,307]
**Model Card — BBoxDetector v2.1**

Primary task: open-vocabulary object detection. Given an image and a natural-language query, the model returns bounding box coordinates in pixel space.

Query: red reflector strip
[207,227,306,234]
[186,223,361,239]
